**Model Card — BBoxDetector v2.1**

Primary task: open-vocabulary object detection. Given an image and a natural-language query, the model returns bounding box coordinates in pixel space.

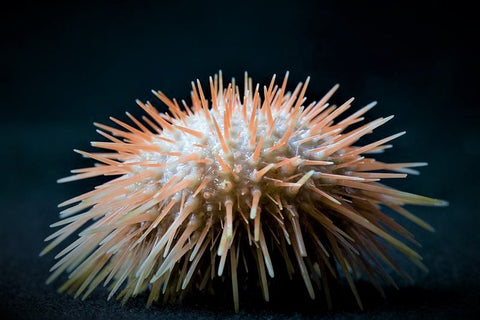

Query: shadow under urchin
[40,71,447,312]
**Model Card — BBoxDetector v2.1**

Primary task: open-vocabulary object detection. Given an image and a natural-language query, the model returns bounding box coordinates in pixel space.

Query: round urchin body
[42,72,446,312]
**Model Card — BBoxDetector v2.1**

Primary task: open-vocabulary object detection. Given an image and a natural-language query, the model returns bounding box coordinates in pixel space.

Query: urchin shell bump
[42,72,447,312]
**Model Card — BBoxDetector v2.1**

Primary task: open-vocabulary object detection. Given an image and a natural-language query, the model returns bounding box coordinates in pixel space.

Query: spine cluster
[42,72,447,312]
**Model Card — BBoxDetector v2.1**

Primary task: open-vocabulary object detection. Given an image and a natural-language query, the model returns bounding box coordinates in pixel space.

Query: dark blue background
[1,0,478,319]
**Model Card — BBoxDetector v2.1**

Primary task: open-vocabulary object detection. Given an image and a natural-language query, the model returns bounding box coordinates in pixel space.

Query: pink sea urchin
[42,72,447,312]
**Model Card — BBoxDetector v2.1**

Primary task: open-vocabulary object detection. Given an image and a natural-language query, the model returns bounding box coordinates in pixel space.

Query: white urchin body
[42,72,447,312]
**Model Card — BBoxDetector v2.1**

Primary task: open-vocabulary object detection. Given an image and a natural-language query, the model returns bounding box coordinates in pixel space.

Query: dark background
[1,0,479,319]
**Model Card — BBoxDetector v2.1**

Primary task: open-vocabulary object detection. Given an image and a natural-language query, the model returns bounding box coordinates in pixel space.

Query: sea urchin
[42,72,447,312]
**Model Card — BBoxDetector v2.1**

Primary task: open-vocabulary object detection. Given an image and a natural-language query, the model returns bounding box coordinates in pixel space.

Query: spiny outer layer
[42,72,447,312]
